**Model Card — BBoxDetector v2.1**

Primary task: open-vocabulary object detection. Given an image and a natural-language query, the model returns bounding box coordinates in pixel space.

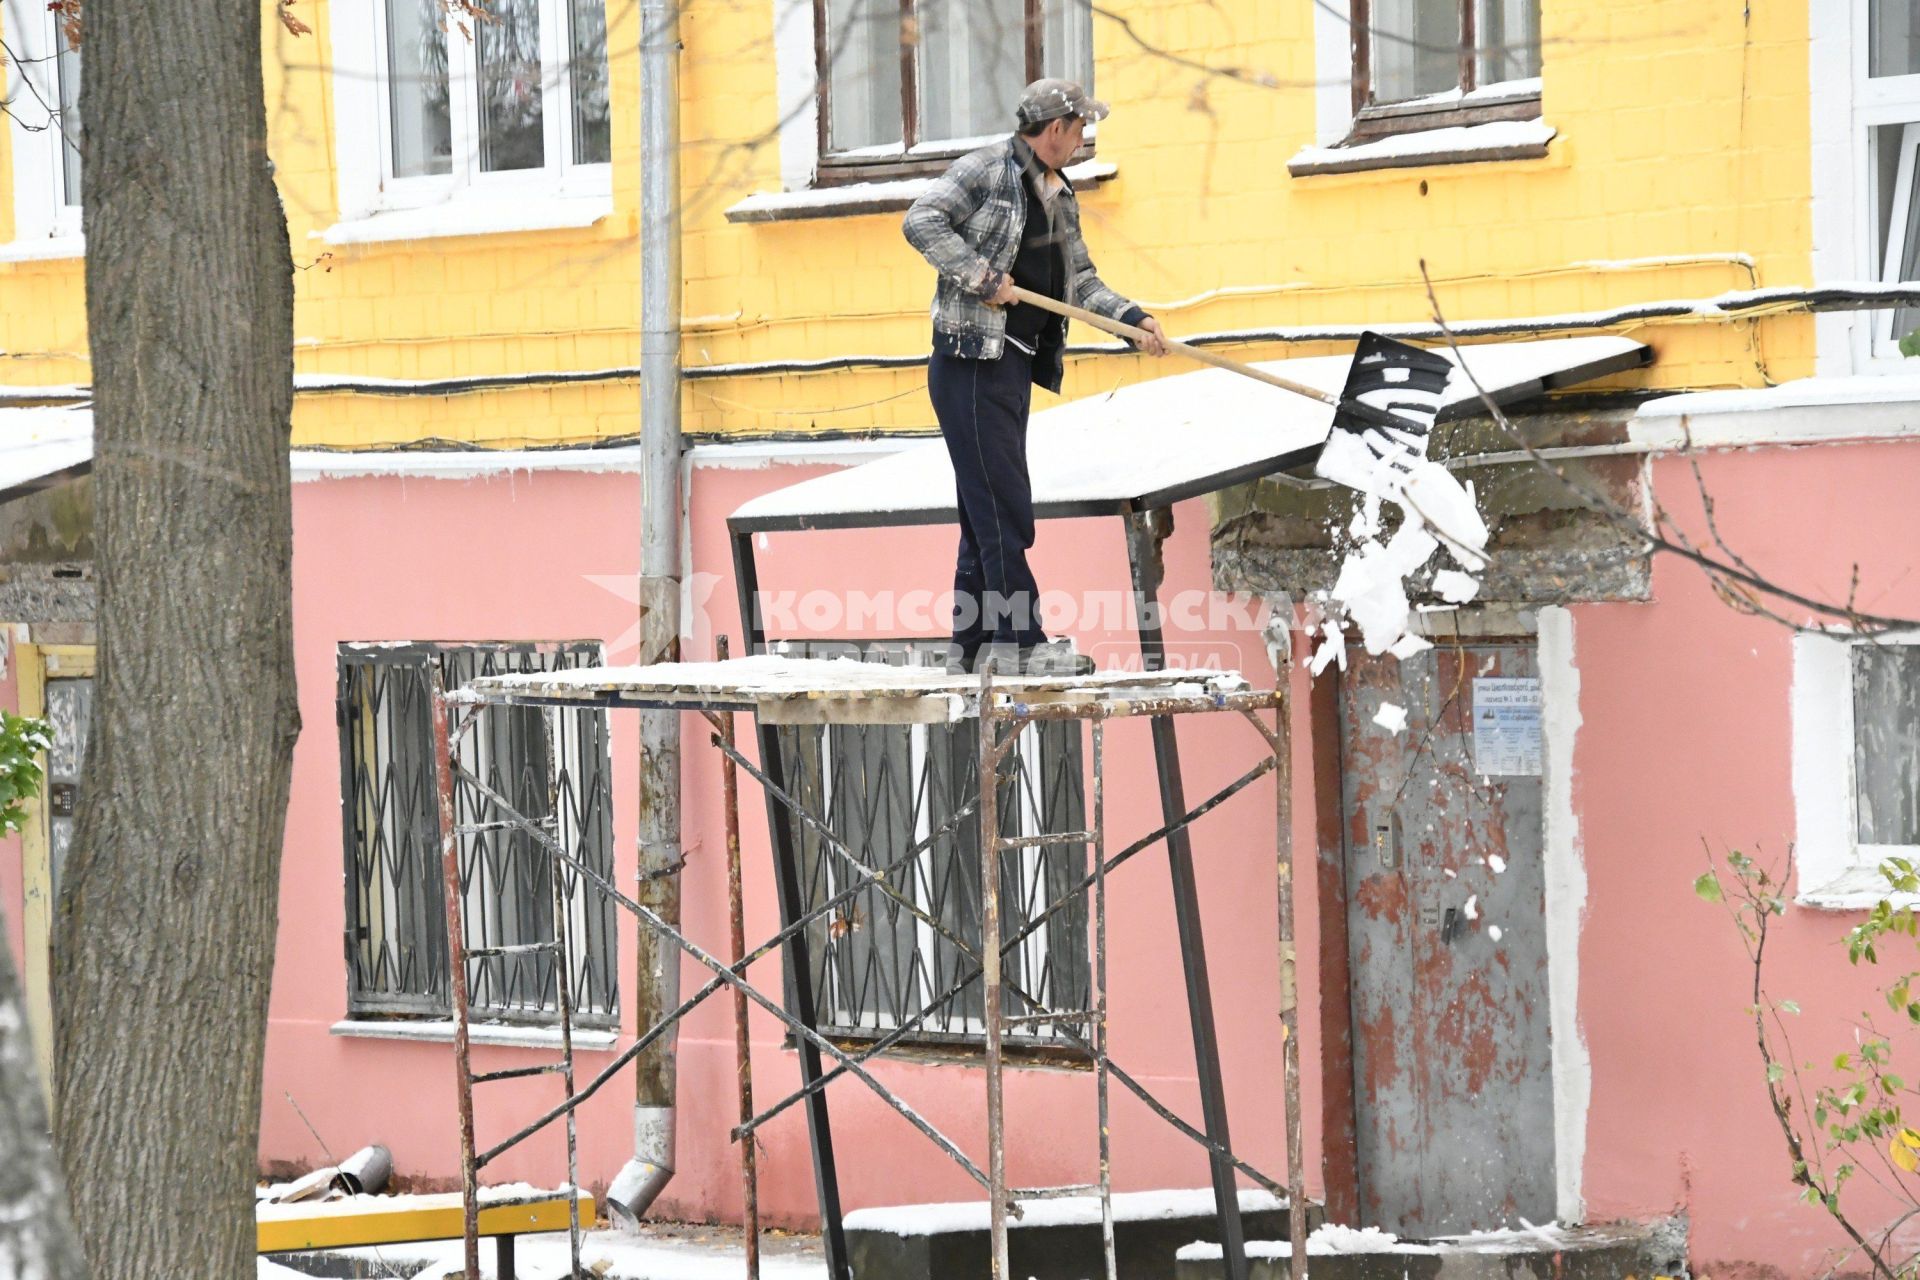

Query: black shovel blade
[1329,331,1455,440]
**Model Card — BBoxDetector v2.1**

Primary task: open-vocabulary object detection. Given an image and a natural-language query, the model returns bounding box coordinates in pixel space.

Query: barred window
[772,640,1088,1050]
[338,642,618,1027]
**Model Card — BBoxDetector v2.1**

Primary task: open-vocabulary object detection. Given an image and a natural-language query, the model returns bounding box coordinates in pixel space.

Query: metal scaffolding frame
[428,648,1306,1280]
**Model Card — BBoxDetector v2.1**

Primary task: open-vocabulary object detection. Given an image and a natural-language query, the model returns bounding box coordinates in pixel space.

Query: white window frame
[769,0,1093,192]
[1809,2,1920,374]
[2,0,82,250]
[327,0,611,237]
[1792,629,1920,909]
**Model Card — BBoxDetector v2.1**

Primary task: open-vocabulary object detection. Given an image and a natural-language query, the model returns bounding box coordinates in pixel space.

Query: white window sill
[1797,864,1920,912]
[1288,119,1556,177]
[330,1018,620,1051]
[317,195,614,247]
[1634,373,1920,448]
[0,235,85,264]
[726,159,1117,224]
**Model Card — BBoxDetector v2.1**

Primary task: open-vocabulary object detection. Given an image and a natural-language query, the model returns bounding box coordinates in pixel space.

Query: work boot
[1020,638,1094,676]
[973,642,1025,677]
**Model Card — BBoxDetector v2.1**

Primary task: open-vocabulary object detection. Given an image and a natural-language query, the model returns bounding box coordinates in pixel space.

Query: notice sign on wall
[1472,677,1543,776]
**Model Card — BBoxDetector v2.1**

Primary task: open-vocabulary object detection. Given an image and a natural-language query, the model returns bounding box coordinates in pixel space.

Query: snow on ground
[844,1187,1287,1236]
[261,1223,827,1280]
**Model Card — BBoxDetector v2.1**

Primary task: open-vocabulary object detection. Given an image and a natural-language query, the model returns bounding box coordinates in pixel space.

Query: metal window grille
[339,642,619,1026]
[772,640,1089,1047]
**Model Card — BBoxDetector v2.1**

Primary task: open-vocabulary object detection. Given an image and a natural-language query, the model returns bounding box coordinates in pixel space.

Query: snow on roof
[1636,374,1920,418]
[729,336,1647,530]
[843,1186,1288,1236]
[0,407,92,499]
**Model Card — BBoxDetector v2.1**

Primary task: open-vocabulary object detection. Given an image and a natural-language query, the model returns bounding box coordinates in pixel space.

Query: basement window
[770,639,1089,1052]
[337,641,619,1026]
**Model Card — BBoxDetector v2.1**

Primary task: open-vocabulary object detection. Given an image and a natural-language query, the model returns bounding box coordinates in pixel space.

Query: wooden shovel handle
[1005,284,1338,408]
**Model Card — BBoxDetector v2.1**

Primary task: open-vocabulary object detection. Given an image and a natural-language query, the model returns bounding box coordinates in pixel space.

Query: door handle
[1440,905,1459,944]
[1373,822,1398,871]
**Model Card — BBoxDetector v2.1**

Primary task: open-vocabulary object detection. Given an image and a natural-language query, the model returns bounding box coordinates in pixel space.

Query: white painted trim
[1632,378,1920,448]
[330,1018,619,1051]
[290,446,648,481]
[290,439,916,482]
[327,0,614,226]
[1809,0,1856,375]
[772,0,820,191]
[685,437,915,469]
[1538,606,1589,1226]
[1792,629,1920,909]
[316,194,614,246]
[1310,0,1354,147]
[3,0,81,249]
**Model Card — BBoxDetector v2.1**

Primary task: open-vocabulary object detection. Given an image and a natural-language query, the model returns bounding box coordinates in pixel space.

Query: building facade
[2,0,1919,1274]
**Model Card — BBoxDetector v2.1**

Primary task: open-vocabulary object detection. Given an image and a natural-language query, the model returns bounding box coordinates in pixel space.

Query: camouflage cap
[1015,78,1109,127]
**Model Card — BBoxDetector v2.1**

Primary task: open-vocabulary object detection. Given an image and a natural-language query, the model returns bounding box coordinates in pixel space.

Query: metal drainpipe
[606,0,682,1228]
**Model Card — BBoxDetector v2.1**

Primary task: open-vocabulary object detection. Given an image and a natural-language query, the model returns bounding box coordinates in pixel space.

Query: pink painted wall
[263,459,1307,1235]
[8,438,1915,1275]
[1569,441,1920,1277]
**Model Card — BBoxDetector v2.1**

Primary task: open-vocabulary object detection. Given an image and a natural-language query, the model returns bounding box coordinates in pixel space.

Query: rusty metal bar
[732,749,1280,1140]
[979,663,1011,1280]
[547,706,583,1280]
[1093,719,1116,1280]
[429,670,481,1280]
[451,762,991,1190]
[1266,632,1306,1280]
[717,636,761,1280]
[994,689,1286,722]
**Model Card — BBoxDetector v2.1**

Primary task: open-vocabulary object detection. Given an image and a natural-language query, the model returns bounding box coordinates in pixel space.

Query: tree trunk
[0,915,86,1280]
[54,0,298,1276]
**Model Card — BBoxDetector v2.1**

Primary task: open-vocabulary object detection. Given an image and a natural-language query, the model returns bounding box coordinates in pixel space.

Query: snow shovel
[1005,284,1454,439]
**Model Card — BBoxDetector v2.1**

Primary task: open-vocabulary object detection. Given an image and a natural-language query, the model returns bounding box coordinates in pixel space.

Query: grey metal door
[1338,640,1554,1237]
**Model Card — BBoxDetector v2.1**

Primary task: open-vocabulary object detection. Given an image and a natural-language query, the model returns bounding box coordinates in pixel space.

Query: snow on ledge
[844,1187,1285,1236]
[1289,119,1556,177]
[329,1018,619,1050]
[1632,375,1920,449]
[1177,1220,1575,1260]
[318,194,614,246]
[0,234,84,264]
[726,159,1117,223]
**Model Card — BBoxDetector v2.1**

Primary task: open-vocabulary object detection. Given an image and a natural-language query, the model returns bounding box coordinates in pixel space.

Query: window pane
[1855,644,1920,846]
[825,0,903,151]
[386,0,453,178]
[1874,124,1920,343]
[1871,0,1920,79]
[477,0,545,172]
[570,0,611,164]
[918,0,1027,144]
[55,25,81,206]
[1042,0,1093,91]
[1372,0,1461,103]
[1474,0,1540,87]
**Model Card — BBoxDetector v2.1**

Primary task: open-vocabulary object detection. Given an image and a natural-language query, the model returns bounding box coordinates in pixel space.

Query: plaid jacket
[903,136,1141,393]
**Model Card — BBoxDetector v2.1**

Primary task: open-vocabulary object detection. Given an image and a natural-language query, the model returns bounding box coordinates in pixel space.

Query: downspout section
[606,0,682,1227]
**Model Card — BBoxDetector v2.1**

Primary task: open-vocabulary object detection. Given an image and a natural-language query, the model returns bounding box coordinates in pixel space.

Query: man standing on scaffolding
[905,78,1167,676]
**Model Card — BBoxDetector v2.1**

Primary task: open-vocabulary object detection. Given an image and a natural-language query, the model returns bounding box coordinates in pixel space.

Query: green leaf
[1901,327,1920,358]
[1695,872,1724,903]
[1781,999,1802,1015]
[1768,1063,1786,1083]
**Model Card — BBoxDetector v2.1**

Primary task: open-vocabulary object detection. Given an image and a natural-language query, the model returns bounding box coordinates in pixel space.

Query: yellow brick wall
[0,0,1815,448]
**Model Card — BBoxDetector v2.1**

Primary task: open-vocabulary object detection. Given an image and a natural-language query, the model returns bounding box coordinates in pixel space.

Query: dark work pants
[929,343,1045,655]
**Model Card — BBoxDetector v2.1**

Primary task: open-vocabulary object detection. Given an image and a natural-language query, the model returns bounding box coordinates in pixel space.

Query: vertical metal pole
[1092,720,1117,1280]
[733,529,849,1279]
[612,0,687,1229]
[547,709,583,1280]
[979,664,1010,1280]
[1265,620,1305,1280]
[717,636,762,1280]
[1121,509,1249,1280]
[429,671,480,1280]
